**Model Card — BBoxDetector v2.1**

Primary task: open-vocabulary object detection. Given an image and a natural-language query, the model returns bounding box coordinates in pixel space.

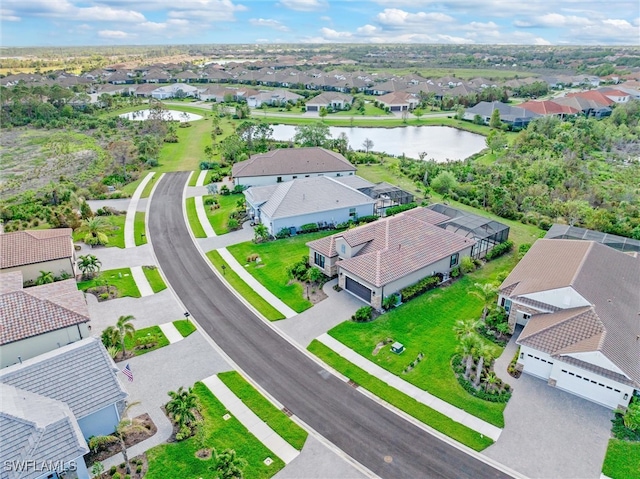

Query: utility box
[391,342,405,354]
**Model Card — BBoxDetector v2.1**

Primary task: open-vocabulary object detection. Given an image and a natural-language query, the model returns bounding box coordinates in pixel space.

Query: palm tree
[80,217,109,247]
[474,343,493,389]
[116,315,136,358]
[483,371,499,392]
[468,282,499,322]
[456,335,478,380]
[35,270,54,285]
[216,449,247,479]
[77,254,102,280]
[617,401,640,432]
[253,223,269,242]
[166,386,198,428]
[453,318,481,340]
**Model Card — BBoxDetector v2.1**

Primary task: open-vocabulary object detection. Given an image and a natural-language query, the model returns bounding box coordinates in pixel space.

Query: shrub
[300,223,319,233]
[232,184,245,194]
[352,306,373,322]
[287,256,309,281]
[112,473,121,479]
[485,240,514,261]
[220,185,230,195]
[136,465,142,474]
[385,203,417,217]
[518,243,532,260]
[109,466,117,475]
[450,266,461,278]
[382,293,399,311]
[204,196,218,206]
[276,227,291,239]
[400,275,439,302]
[460,256,475,273]
[357,215,378,224]
[176,424,192,441]
[145,158,158,167]
[227,217,239,230]
[246,253,259,262]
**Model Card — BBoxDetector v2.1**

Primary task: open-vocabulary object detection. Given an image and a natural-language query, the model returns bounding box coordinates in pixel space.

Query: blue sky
[2,0,639,47]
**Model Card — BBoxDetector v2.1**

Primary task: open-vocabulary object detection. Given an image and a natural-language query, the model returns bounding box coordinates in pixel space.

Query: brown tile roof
[1,229,73,269]
[519,100,580,116]
[0,272,89,345]
[232,147,356,178]
[402,207,451,225]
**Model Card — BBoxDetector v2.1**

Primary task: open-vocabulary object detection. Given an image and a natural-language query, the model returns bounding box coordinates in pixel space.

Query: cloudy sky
[2,0,639,46]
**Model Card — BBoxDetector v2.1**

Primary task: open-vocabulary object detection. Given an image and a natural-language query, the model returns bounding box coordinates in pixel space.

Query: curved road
[149,172,511,479]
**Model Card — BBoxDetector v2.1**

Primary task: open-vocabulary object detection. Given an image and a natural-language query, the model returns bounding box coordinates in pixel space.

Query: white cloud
[1,9,20,21]
[320,15,331,22]
[249,18,290,31]
[567,18,639,43]
[319,27,352,39]
[277,0,327,11]
[98,29,135,39]
[515,13,593,28]
[75,6,145,22]
[462,21,499,31]
[3,0,146,23]
[376,8,454,26]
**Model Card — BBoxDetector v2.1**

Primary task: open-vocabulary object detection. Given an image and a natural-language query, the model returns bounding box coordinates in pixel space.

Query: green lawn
[145,382,284,479]
[188,171,200,187]
[206,250,284,321]
[358,161,427,202]
[308,340,493,451]
[173,319,197,337]
[602,439,640,479]
[73,215,126,248]
[185,197,206,238]
[77,267,141,298]
[327,254,516,428]
[227,231,335,313]
[142,265,167,293]
[124,325,170,356]
[141,174,159,198]
[134,212,147,246]
[217,371,308,450]
[206,194,243,235]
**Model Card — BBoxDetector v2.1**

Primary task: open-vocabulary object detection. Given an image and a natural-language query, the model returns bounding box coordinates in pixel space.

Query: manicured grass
[134,212,147,246]
[141,174,159,198]
[142,265,167,293]
[145,382,284,479]
[308,340,493,451]
[206,250,284,321]
[328,255,516,428]
[227,231,335,313]
[172,319,197,338]
[602,439,640,479]
[207,194,243,235]
[188,171,200,187]
[217,371,308,450]
[357,161,427,202]
[185,196,206,238]
[72,215,126,248]
[77,267,141,298]
[124,325,170,356]
[121,176,144,196]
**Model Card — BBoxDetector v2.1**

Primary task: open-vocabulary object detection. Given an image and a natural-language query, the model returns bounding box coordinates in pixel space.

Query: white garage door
[556,368,623,408]
[523,353,554,379]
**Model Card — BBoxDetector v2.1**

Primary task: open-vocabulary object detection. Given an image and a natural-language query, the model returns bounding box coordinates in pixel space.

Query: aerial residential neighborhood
[1,3,640,479]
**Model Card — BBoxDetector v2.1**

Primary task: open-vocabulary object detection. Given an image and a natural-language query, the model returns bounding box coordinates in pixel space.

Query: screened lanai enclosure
[545,224,640,253]
[360,182,414,216]
[426,204,510,259]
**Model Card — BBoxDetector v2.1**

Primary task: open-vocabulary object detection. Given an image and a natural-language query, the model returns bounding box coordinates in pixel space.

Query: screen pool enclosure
[545,224,640,254]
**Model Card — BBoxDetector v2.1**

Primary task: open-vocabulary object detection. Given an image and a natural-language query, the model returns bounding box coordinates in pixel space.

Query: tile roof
[333,175,375,190]
[377,91,417,106]
[0,338,128,419]
[0,272,90,345]
[305,92,354,105]
[232,147,356,178]
[566,90,614,106]
[1,229,73,269]
[519,100,580,116]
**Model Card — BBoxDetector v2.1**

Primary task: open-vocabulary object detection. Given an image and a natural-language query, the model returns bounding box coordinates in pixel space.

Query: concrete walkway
[196,170,207,187]
[195,195,216,237]
[217,247,297,319]
[159,322,183,344]
[197,220,254,251]
[124,172,155,248]
[130,266,154,297]
[317,333,502,441]
[202,374,300,464]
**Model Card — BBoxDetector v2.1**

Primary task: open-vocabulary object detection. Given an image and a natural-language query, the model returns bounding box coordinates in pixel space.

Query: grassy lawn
[134,212,147,246]
[124,325,170,356]
[227,231,335,313]
[308,340,493,451]
[602,439,640,479]
[145,382,284,479]
[77,267,141,298]
[358,160,427,201]
[207,194,243,235]
[142,265,167,293]
[186,197,206,238]
[173,319,197,337]
[73,215,126,248]
[141,174,159,198]
[327,254,517,428]
[188,171,200,187]
[217,371,308,450]
[206,250,284,321]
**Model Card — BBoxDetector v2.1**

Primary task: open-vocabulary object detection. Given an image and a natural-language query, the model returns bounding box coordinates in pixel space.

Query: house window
[500,297,505,307]
[340,244,346,254]
[336,173,342,177]
[523,313,531,320]
[450,253,459,267]
[293,176,297,179]
[349,208,356,217]
[277,177,283,183]
[305,175,310,178]
[314,252,325,268]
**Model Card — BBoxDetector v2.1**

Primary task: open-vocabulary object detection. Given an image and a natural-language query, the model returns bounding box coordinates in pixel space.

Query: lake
[119,109,203,122]
[270,125,486,162]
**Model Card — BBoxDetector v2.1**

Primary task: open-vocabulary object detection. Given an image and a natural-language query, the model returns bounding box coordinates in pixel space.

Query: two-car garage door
[345,276,372,303]
[556,368,623,409]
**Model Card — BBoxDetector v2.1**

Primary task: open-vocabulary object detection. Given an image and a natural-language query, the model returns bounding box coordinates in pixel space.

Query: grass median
[134,211,147,246]
[142,265,167,293]
[172,319,197,337]
[186,196,206,238]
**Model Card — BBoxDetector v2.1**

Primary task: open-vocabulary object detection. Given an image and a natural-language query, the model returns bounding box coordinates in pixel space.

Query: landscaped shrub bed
[485,240,514,261]
[385,202,417,216]
[452,355,512,403]
[352,306,373,322]
[400,274,440,302]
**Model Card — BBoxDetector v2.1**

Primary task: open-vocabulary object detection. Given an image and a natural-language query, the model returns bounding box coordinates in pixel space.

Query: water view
[119,109,203,122]
[270,124,487,162]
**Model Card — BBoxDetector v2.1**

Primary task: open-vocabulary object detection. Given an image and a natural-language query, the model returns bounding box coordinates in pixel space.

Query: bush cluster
[352,306,373,322]
[300,223,319,233]
[485,240,514,261]
[400,275,440,302]
[385,203,417,217]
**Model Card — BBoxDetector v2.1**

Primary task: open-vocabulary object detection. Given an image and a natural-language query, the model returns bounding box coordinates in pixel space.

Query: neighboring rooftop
[0,228,73,269]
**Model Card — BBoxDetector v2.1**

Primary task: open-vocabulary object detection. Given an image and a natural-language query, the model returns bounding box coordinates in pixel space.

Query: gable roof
[466,101,540,122]
[0,338,128,419]
[1,272,90,346]
[306,92,354,105]
[519,100,580,116]
[1,229,73,269]
[232,147,356,178]
[567,90,614,106]
[377,91,417,106]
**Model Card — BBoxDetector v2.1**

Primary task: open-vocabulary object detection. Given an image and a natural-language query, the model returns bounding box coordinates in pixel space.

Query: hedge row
[485,240,514,261]
[400,274,439,302]
[385,202,417,217]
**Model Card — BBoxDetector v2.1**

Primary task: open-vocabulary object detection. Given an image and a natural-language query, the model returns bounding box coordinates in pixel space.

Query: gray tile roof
[0,384,88,479]
[1,272,90,345]
[305,92,354,105]
[1,229,73,269]
[0,338,128,419]
[465,101,540,122]
[232,147,356,178]
[332,175,375,190]
[256,176,375,220]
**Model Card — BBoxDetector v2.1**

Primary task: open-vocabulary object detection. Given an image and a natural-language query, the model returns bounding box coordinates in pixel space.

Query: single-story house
[151,83,199,100]
[552,96,612,119]
[232,147,357,187]
[518,100,580,118]
[307,207,475,310]
[1,229,76,284]
[244,176,375,236]
[247,89,303,108]
[1,271,91,368]
[377,91,419,111]
[463,101,540,128]
[305,92,354,112]
[498,239,640,409]
[0,337,128,440]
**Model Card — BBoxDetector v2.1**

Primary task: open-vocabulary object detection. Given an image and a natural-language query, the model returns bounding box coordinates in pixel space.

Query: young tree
[108,140,137,180]
[166,386,198,428]
[80,217,110,247]
[455,334,479,381]
[116,315,136,358]
[474,343,493,389]
[468,283,499,322]
[219,134,247,164]
[430,171,458,195]
[362,138,374,154]
[293,122,330,147]
[489,108,502,129]
[77,254,102,280]
[216,449,247,479]
[413,108,424,121]
[486,129,507,153]
[253,223,269,242]
[319,106,328,120]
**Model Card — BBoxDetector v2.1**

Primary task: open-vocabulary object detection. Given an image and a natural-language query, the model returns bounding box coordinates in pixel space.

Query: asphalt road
[148,171,512,479]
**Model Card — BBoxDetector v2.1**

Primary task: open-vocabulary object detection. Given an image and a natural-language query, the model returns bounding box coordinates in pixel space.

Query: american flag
[122,363,134,382]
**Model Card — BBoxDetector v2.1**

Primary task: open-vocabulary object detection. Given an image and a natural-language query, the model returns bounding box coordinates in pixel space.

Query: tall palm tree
[483,371,499,392]
[474,343,493,389]
[116,315,136,358]
[77,254,102,280]
[81,217,109,247]
[101,326,121,350]
[453,318,481,340]
[468,282,499,321]
[216,449,247,479]
[35,270,54,285]
[456,335,479,380]
[166,386,198,428]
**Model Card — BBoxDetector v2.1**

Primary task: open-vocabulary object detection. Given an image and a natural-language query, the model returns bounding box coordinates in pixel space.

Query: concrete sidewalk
[196,170,207,187]
[130,266,154,297]
[195,195,216,237]
[217,247,297,319]
[202,374,300,464]
[317,333,502,441]
[124,172,155,248]
[159,322,184,344]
